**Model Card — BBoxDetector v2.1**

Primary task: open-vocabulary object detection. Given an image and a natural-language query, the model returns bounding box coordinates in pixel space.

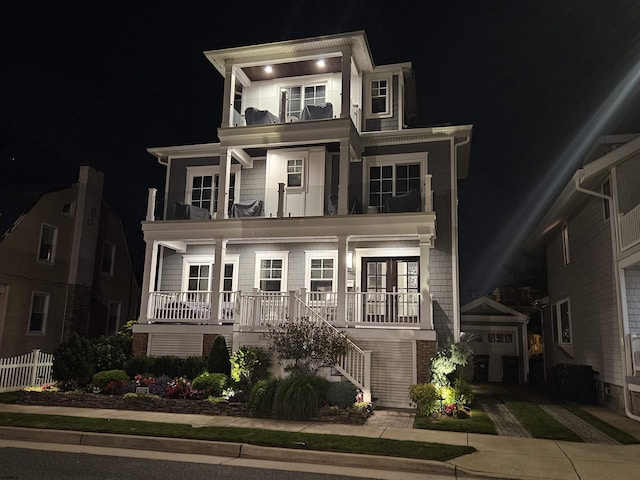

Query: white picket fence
[0,349,54,392]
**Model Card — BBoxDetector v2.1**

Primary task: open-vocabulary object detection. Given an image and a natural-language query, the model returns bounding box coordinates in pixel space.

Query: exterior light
[316,59,325,68]
[264,65,273,73]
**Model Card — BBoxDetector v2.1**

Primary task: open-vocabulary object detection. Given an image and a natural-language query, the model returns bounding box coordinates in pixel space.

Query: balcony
[146,290,425,329]
[619,203,640,251]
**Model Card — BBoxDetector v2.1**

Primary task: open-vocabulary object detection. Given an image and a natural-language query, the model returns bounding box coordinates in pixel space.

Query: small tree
[53,332,95,387]
[429,342,473,390]
[230,346,271,391]
[208,335,231,376]
[264,321,350,375]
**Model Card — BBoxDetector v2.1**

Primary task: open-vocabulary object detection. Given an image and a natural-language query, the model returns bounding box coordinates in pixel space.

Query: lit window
[101,242,115,275]
[28,292,49,334]
[551,298,572,344]
[38,224,57,264]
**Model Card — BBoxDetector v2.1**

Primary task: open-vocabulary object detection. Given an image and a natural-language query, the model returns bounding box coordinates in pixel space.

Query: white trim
[181,255,215,292]
[254,251,289,291]
[304,250,338,292]
[27,291,49,335]
[552,297,573,345]
[562,223,570,265]
[223,254,240,292]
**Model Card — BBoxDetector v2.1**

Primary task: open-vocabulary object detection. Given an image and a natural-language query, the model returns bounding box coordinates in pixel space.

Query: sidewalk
[1,403,640,480]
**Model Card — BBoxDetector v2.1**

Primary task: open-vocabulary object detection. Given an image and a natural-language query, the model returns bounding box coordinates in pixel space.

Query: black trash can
[552,364,598,404]
[502,355,520,384]
[473,354,489,382]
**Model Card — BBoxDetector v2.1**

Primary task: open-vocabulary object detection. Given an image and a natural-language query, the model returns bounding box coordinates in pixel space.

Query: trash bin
[552,364,598,404]
[473,354,489,382]
[502,355,520,384]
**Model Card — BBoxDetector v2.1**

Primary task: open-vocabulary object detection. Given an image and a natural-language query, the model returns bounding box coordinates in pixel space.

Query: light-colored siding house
[0,166,140,357]
[530,134,640,417]
[133,31,472,408]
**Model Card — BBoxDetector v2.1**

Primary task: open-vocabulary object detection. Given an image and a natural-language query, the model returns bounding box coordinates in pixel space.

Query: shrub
[453,377,474,407]
[124,356,154,378]
[182,356,207,380]
[272,373,329,420]
[429,342,473,390]
[409,383,440,417]
[230,346,271,391]
[164,377,202,399]
[53,333,95,386]
[103,380,127,395]
[150,356,182,378]
[208,335,231,376]
[249,378,281,417]
[92,335,132,372]
[192,372,230,397]
[91,369,129,390]
[324,380,358,408]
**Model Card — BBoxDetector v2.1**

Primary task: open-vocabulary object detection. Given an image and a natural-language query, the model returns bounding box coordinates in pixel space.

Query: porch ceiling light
[264,65,273,73]
[316,59,326,68]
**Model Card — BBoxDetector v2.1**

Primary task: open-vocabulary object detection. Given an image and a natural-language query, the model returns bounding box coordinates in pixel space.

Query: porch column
[419,232,433,329]
[216,147,232,219]
[210,239,227,324]
[340,46,352,120]
[138,238,159,323]
[146,188,157,221]
[337,139,350,215]
[220,63,234,128]
[336,235,349,327]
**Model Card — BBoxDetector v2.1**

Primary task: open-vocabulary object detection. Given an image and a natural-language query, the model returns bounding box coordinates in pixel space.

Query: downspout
[574,169,640,421]
[452,133,471,342]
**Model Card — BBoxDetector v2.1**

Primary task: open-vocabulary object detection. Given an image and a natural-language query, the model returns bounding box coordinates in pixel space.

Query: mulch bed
[15,391,371,425]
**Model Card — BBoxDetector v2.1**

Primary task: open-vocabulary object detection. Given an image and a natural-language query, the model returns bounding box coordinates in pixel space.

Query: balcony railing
[631,334,640,376]
[619,203,640,251]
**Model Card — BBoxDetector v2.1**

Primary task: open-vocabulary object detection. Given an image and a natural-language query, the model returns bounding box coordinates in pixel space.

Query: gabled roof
[461,296,528,323]
[0,184,67,241]
[529,133,640,248]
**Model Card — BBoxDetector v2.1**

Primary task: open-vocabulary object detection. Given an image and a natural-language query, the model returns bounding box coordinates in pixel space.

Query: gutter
[574,169,640,422]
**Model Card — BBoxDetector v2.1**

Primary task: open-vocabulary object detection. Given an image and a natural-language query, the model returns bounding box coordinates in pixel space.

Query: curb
[0,426,496,478]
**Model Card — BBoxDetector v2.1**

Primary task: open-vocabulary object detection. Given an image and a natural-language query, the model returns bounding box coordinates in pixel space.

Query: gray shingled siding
[239,159,266,203]
[626,269,640,334]
[546,194,621,385]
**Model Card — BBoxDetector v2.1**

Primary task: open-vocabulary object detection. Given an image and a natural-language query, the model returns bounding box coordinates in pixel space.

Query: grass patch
[0,412,474,462]
[415,404,497,435]
[560,403,640,444]
[505,401,582,442]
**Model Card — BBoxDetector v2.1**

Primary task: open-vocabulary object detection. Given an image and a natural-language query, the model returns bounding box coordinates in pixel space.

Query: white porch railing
[147,291,213,323]
[238,291,289,328]
[619,203,640,251]
[346,291,420,326]
[631,334,640,376]
[0,349,54,392]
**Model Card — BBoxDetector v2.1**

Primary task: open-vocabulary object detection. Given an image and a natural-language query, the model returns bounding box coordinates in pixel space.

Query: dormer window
[368,75,392,118]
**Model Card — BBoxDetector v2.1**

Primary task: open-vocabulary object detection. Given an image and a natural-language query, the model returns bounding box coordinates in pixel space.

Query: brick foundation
[416,340,437,384]
[132,332,149,356]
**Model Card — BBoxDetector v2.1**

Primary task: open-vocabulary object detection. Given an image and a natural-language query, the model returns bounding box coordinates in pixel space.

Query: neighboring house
[0,166,141,357]
[133,31,472,408]
[530,134,640,416]
[460,296,529,385]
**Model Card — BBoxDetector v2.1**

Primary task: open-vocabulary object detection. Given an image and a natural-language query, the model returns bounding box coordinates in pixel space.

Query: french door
[362,257,419,323]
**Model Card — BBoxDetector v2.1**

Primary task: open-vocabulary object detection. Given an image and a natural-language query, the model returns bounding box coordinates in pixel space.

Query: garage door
[465,331,518,383]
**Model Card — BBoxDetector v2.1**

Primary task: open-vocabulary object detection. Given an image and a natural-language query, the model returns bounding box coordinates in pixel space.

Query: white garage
[460,296,529,384]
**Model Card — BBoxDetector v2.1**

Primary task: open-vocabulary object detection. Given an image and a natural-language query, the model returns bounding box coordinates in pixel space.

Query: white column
[138,238,159,322]
[419,233,433,329]
[221,63,234,127]
[210,240,227,324]
[338,140,350,215]
[336,235,349,327]
[216,148,232,219]
[146,188,157,221]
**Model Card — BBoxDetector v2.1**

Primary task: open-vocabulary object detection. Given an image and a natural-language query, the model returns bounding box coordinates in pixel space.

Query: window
[101,242,115,275]
[107,301,121,335]
[37,224,57,264]
[28,292,49,334]
[368,76,391,117]
[551,298,572,344]
[602,178,611,220]
[186,166,240,217]
[562,224,570,265]
[255,252,288,292]
[369,163,421,211]
[187,264,210,291]
[488,333,513,343]
[280,84,326,120]
[310,258,334,292]
[287,159,304,188]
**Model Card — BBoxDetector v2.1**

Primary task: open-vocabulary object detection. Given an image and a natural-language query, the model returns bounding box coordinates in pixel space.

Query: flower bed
[15,391,371,425]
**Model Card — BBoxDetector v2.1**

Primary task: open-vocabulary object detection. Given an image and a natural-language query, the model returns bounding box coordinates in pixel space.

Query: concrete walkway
[2,403,640,479]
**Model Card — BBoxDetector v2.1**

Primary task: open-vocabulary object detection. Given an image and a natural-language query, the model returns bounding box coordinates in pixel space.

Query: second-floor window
[369,163,420,211]
[551,298,572,344]
[368,76,391,117]
[37,224,57,264]
[186,166,240,217]
[101,242,115,275]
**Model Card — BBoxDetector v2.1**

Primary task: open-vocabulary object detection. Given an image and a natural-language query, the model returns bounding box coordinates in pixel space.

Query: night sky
[2,1,640,301]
